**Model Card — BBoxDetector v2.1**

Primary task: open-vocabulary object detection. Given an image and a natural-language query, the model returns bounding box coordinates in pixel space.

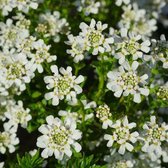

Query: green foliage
[14,151,44,168]
[65,155,107,168]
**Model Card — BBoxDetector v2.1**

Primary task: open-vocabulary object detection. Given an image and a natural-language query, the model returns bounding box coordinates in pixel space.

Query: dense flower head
[0,123,19,154]
[115,0,130,7]
[107,61,149,103]
[37,115,82,160]
[44,65,84,106]
[36,11,69,42]
[113,28,151,64]
[76,0,100,16]
[4,100,32,128]
[148,35,168,69]
[118,4,157,38]
[0,0,39,16]
[0,0,168,167]
[0,52,34,93]
[141,116,168,161]
[156,82,168,100]
[66,19,113,62]
[96,104,112,129]
[104,116,139,155]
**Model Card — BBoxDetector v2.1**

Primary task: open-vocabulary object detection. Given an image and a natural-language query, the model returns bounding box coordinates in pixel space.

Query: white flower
[4,100,32,128]
[37,115,82,160]
[0,52,34,92]
[81,100,97,109]
[0,123,19,154]
[156,35,168,69]
[58,110,80,123]
[104,116,139,155]
[29,149,38,156]
[118,4,157,38]
[115,0,130,6]
[104,150,135,168]
[28,39,57,73]
[77,0,100,16]
[141,116,168,161]
[79,19,113,55]
[36,11,69,42]
[0,19,29,49]
[66,35,86,63]
[113,28,150,64]
[157,82,168,100]
[44,65,84,106]
[14,0,38,13]
[107,61,149,103]
[0,162,4,168]
[0,0,39,16]
[96,104,112,129]
[0,0,13,16]
[146,35,168,68]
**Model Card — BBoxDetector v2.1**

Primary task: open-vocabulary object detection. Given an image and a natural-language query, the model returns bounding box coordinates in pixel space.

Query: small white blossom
[0,162,4,168]
[0,0,39,15]
[104,116,139,155]
[66,35,86,63]
[118,4,157,38]
[0,123,19,154]
[28,39,57,73]
[76,0,100,16]
[115,0,130,6]
[79,19,113,55]
[0,52,34,92]
[14,0,38,13]
[141,116,168,161]
[96,104,112,129]
[157,82,168,100]
[37,115,82,160]
[4,100,32,129]
[113,28,150,64]
[107,61,149,103]
[36,11,69,42]
[0,19,29,49]
[44,65,84,106]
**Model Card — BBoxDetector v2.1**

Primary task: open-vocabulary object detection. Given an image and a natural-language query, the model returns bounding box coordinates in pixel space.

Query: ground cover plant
[0,0,168,167]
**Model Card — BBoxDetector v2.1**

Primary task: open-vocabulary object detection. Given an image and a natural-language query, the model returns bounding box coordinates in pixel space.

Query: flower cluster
[66,19,113,62]
[36,11,69,42]
[76,0,100,16]
[96,104,112,129]
[0,0,168,167]
[0,0,39,16]
[0,123,19,154]
[118,4,157,38]
[44,65,84,106]
[37,115,82,160]
[141,116,168,161]
[104,116,139,155]
[107,61,149,103]
[157,82,168,100]
[113,28,151,64]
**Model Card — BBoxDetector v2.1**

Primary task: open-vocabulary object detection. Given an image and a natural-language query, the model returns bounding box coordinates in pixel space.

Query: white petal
[51,65,58,74]
[41,148,49,158]
[118,144,126,155]
[126,143,134,151]
[75,75,84,84]
[52,96,59,106]
[133,93,141,103]
[114,90,123,97]
[120,28,128,37]
[73,142,82,152]
[139,88,149,96]
[132,61,139,71]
